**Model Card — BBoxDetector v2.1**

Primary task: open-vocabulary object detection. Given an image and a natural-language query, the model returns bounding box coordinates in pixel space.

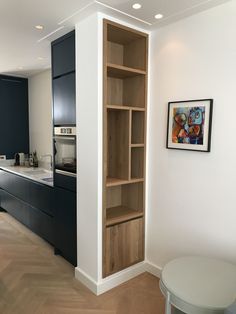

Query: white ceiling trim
[94,1,152,26]
[58,1,95,25]
[37,26,65,43]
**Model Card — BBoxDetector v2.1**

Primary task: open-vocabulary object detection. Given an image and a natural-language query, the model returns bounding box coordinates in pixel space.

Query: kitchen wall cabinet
[103,20,148,277]
[0,75,29,158]
[51,30,76,126]
[52,31,75,79]
[0,169,54,243]
[53,72,76,125]
[54,186,77,266]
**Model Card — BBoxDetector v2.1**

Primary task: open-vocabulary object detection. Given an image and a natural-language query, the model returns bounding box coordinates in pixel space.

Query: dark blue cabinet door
[0,169,54,244]
[1,189,53,244]
[54,172,76,192]
[0,75,29,158]
[53,72,76,126]
[52,31,75,78]
[54,187,77,266]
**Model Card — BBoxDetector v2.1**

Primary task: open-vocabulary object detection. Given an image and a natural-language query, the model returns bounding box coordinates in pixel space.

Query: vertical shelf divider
[128,109,132,181]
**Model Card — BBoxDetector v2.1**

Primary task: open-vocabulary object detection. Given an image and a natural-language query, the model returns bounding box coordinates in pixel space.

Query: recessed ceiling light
[35,25,44,30]
[132,3,142,9]
[155,14,163,19]
[37,57,44,60]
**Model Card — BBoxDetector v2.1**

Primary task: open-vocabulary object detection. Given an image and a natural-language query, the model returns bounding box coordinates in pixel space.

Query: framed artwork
[166,99,213,152]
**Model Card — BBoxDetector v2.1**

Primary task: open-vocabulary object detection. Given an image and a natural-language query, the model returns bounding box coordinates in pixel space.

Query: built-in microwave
[53,126,76,177]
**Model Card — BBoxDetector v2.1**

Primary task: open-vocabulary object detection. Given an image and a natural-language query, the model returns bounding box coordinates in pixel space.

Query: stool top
[161,256,236,310]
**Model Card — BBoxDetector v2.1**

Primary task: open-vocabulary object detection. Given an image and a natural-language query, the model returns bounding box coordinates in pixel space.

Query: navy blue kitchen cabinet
[0,75,29,159]
[52,31,75,78]
[52,30,76,126]
[0,169,54,244]
[54,186,77,266]
[53,72,76,125]
[54,171,76,192]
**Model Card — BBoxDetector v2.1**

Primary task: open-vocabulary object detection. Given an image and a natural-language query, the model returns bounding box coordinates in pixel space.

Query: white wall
[76,12,103,283]
[28,70,53,164]
[147,1,236,270]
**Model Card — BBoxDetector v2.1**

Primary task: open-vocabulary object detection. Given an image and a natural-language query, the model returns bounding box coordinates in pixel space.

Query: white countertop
[0,166,53,187]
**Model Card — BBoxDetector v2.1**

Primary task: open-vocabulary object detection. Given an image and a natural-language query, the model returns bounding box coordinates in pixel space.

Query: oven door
[54,136,76,176]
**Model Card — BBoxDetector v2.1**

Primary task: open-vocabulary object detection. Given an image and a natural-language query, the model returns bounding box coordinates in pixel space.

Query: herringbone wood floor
[0,212,165,314]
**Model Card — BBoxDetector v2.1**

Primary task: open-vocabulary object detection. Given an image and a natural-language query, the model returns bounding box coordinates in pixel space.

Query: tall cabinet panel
[103,20,148,277]
[52,31,75,78]
[51,30,77,266]
[52,30,76,126]
[53,72,76,125]
[0,75,29,158]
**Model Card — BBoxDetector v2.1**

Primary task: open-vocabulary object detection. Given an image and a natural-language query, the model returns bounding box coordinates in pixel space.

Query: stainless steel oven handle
[54,136,76,141]
[55,169,77,177]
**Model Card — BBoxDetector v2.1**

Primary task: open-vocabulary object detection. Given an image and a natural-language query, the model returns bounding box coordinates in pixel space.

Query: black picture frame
[166,99,213,152]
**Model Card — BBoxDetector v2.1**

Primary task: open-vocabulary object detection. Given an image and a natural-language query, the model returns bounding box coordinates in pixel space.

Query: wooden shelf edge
[106,206,143,227]
[107,62,146,76]
[130,144,145,148]
[106,177,144,187]
[106,105,145,111]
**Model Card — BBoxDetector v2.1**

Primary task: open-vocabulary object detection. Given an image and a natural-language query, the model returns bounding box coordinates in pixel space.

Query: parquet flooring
[0,212,165,314]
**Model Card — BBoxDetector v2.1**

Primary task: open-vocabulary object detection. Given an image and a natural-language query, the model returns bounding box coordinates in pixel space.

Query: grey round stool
[159,256,236,314]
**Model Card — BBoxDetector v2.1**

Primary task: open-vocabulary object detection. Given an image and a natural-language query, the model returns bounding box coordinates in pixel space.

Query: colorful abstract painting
[167,99,213,152]
[172,106,205,145]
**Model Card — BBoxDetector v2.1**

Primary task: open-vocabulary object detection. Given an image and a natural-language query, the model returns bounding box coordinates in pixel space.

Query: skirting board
[75,261,162,295]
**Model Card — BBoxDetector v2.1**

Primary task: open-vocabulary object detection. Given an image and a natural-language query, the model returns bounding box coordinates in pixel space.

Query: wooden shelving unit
[103,19,148,277]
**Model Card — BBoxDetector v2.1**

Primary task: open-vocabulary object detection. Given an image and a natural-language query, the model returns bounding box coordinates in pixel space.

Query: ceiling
[0,0,230,77]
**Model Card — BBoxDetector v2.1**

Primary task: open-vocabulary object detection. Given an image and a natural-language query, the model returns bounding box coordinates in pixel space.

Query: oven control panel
[54,126,76,136]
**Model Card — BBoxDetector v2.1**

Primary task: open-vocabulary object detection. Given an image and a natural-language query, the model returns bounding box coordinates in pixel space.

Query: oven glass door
[54,136,76,174]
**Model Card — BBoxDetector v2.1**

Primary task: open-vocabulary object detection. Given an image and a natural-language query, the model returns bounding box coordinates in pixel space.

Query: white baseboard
[75,267,98,294]
[75,261,162,295]
[145,260,162,278]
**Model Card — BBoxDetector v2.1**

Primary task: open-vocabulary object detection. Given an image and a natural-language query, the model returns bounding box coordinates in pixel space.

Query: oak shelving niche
[103,19,148,277]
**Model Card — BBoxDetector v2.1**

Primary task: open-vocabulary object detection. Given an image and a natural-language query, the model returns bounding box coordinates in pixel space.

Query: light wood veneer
[103,19,148,277]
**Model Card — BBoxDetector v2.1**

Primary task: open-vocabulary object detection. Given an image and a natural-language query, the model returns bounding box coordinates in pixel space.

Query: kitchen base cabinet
[0,189,53,244]
[0,169,54,244]
[54,187,77,266]
[105,218,144,276]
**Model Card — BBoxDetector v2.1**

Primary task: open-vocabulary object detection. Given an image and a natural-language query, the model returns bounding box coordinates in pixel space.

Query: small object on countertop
[14,153,20,166]
[24,154,29,167]
[33,151,38,167]
[29,153,34,167]
[19,152,25,166]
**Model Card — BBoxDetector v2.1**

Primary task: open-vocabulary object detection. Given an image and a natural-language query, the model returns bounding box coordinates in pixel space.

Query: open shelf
[131,147,144,179]
[132,111,145,144]
[107,76,145,108]
[107,109,129,180]
[106,177,144,187]
[107,63,146,78]
[106,183,143,226]
[106,105,145,111]
[107,22,147,71]
[130,144,144,148]
[106,206,143,227]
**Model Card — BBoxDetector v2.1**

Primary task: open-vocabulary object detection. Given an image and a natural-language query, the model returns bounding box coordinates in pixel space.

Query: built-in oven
[54,126,76,177]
